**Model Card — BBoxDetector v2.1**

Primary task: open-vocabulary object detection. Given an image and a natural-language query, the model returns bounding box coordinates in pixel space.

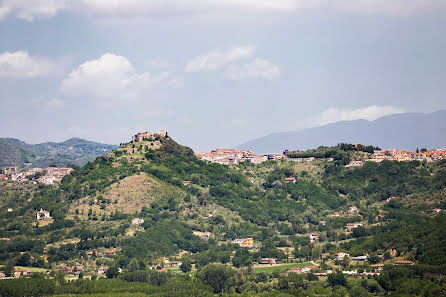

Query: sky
[1,0,446,152]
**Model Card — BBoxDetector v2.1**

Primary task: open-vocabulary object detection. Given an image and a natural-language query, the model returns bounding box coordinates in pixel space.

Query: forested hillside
[0,135,445,296]
[0,137,118,169]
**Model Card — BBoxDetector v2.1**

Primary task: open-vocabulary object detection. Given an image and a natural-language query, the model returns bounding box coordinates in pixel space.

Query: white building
[36,209,50,220]
[132,218,145,225]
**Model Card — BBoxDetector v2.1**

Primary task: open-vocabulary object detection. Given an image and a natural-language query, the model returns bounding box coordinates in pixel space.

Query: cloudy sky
[1,0,445,151]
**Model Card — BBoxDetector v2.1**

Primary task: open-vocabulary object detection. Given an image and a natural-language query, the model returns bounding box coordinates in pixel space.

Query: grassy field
[253,262,313,273]
[14,266,48,273]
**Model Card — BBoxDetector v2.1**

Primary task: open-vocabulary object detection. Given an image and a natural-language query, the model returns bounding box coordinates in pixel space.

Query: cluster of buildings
[346,148,446,167]
[195,149,285,165]
[0,166,73,185]
[132,130,167,142]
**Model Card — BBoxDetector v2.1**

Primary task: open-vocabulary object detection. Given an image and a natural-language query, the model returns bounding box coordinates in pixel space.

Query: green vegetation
[0,138,445,296]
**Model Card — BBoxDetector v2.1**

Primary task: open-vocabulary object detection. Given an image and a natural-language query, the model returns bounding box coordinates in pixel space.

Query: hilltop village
[196,145,446,166]
[0,166,72,184]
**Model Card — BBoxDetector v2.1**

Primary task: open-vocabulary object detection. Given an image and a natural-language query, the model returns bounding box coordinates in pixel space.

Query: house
[345,161,363,167]
[165,261,182,268]
[41,176,57,185]
[331,212,340,217]
[0,272,5,278]
[59,267,73,275]
[309,233,319,242]
[260,258,276,265]
[395,260,414,265]
[232,238,254,248]
[86,251,96,256]
[98,267,108,274]
[287,267,303,274]
[334,252,349,261]
[0,174,6,181]
[375,214,385,221]
[199,231,211,240]
[370,264,384,271]
[345,223,362,230]
[321,253,330,259]
[7,208,12,212]
[351,255,368,261]
[319,221,326,226]
[386,196,399,203]
[348,206,358,213]
[0,238,11,242]
[246,177,254,183]
[73,265,85,272]
[302,266,318,273]
[36,209,50,220]
[132,218,144,225]
[433,208,441,213]
[4,167,17,176]
[104,250,116,256]
[284,177,296,183]
[14,269,32,278]
[182,181,191,186]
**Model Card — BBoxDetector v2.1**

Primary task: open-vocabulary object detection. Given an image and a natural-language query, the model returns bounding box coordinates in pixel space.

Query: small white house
[36,209,50,220]
[132,218,144,225]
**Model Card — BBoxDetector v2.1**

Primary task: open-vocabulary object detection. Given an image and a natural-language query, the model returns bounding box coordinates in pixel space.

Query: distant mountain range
[237,110,446,154]
[0,137,118,169]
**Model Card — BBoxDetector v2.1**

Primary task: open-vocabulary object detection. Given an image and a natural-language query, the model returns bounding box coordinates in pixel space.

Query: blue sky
[1,1,445,151]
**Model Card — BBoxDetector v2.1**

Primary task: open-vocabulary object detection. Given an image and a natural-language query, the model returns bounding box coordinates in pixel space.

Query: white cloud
[185,46,255,72]
[60,53,181,101]
[1,0,445,21]
[0,51,60,78]
[0,0,69,21]
[224,58,280,80]
[299,105,405,129]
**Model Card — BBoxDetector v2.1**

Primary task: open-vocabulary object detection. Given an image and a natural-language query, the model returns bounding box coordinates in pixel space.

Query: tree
[307,272,319,281]
[197,264,235,294]
[180,260,192,273]
[352,226,369,238]
[328,271,347,287]
[106,266,120,278]
[232,248,252,268]
[127,258,140,272]
[4,260,15,277]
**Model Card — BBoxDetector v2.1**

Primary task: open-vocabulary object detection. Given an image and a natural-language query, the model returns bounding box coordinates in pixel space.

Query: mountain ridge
[237,110,446,154]
[0,137,118,169]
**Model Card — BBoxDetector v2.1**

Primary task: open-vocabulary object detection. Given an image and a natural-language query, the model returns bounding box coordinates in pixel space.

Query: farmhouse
[284,177,296,183]
[334,252,349,261]
[260,258,276,265]
[14,269,32,278]
[232,238,253,248]
[132,218,145,225]
[287,267,303,274]
[309,233,319,242]
[345,223,362,230]
[36,209,50,220]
